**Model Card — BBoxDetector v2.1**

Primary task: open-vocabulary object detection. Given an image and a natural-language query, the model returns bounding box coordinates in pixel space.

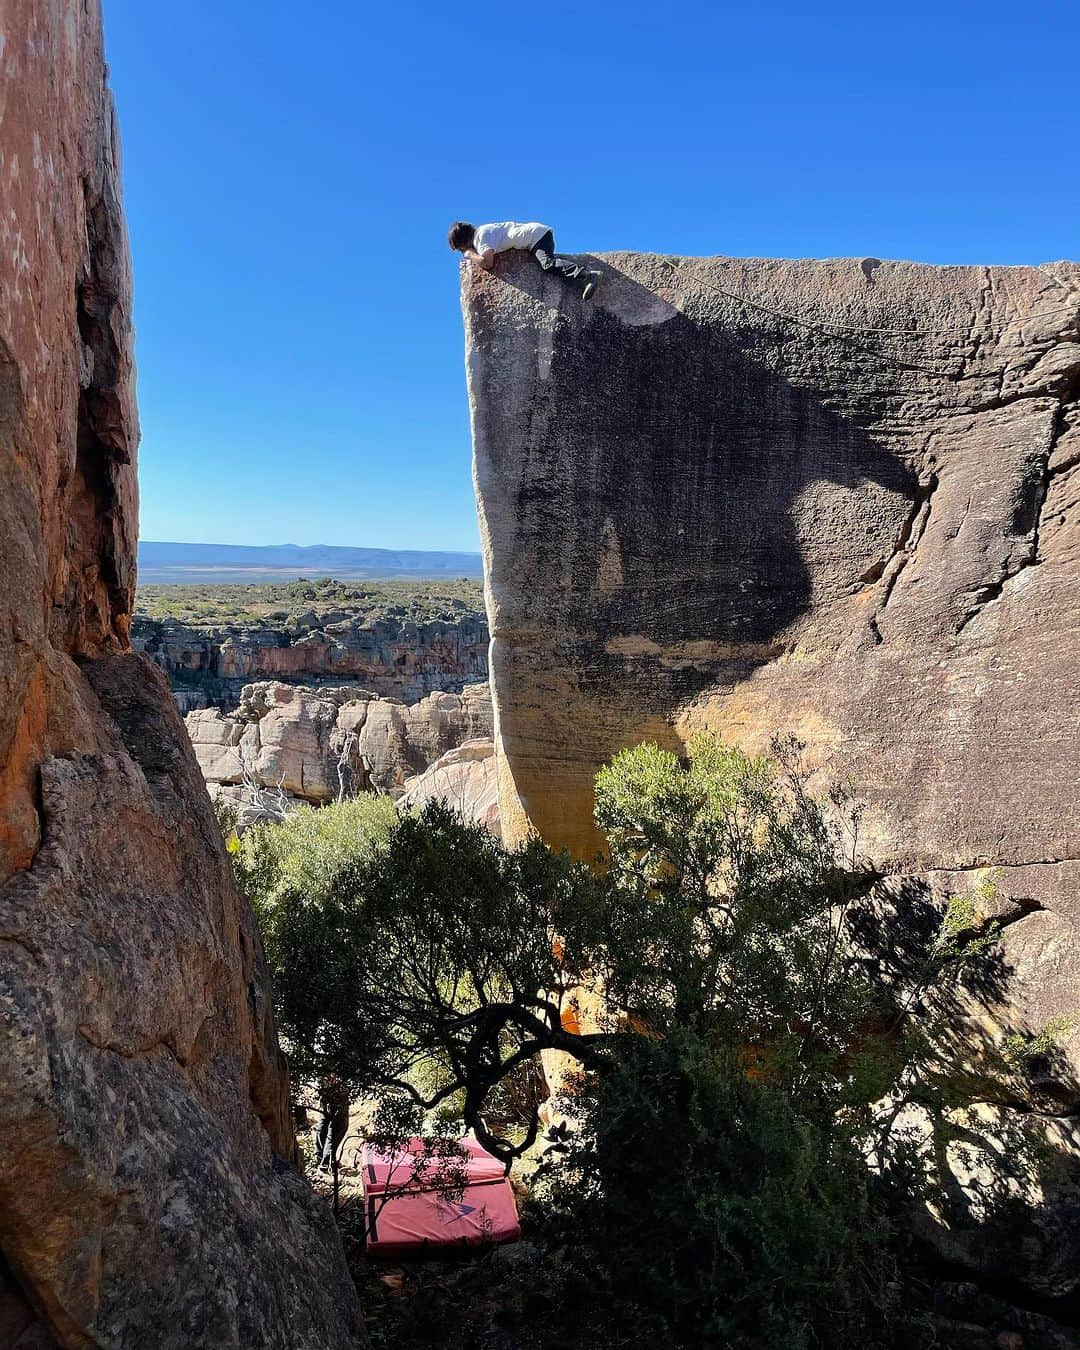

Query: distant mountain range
[138,541,484,585]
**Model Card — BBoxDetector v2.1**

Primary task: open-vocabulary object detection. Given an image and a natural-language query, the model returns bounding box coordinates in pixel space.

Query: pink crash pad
[361,1137,521,1255]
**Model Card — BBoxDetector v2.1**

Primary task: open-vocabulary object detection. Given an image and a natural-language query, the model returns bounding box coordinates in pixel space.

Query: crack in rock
[75,1023,187,1066]
[955,397,1074,634]
[866,471,939,642]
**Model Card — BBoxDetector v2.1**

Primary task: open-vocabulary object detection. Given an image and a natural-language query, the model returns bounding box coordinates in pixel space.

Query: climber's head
[447,220,476,252]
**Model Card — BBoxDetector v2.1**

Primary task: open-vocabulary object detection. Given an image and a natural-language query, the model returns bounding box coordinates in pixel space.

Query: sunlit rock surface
[0,3,364,1344]
[399,740,501,838]
[464,247,1080,1323]
[189,680,493,817]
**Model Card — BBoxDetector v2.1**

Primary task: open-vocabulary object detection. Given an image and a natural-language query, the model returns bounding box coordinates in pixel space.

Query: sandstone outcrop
[399,740,501,838]
[188,680,493,819]
[132,605,488,706]
[0,4,363,1344]
[465,250,1080,1326]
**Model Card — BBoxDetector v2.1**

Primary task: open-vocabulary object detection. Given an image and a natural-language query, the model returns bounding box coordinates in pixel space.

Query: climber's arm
[463,247,495,270]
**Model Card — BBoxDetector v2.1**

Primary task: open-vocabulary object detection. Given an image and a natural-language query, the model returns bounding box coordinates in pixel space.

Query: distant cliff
[464,249,1080,1331]
[137,540,484,584]
[131,578,489,706]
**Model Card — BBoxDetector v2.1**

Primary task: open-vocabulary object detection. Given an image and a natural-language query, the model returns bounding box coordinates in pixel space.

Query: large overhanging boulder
[463,248,1080,1316]
[0,3,364,1344]
[464,250,1079,869]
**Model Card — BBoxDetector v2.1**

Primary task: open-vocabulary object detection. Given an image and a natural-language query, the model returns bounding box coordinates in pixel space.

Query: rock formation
[465,250,1080,1330]
[0,4,363,1344]
[188,680,493,823]
[399,740,501,839]
[132,605,488,707]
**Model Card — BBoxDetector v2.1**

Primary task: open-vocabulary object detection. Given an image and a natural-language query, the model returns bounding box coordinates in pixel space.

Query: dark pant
[316,1093,349,1171]
[531,230,587,288]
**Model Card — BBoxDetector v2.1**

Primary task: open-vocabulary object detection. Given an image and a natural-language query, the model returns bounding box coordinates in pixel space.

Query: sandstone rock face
[132,608,489,705]
[466,251,1079,869]
[188,680,494,812]
[0,4,363,1344]
[399,740,501,838]
[465,251,1080,1310]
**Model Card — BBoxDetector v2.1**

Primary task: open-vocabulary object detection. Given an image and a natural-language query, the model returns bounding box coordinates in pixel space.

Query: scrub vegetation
[135,575,485,629]
[233,735,1062,1349]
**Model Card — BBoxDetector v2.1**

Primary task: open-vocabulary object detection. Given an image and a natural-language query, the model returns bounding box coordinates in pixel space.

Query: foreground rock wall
[0,4,363,1344]
[465,250,1080,1318]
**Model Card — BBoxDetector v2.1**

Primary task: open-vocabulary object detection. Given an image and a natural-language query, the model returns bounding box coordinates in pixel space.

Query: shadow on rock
[851,873,1080,1336]
[487,253,917,705]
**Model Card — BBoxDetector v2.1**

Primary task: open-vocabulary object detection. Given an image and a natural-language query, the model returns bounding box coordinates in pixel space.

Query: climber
[315,1074,350,1175]
[448,220,601,300]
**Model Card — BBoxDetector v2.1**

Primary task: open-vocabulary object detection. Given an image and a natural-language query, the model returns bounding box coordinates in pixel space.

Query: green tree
[236,738,1055,1345]
[237,795,399,1092]
[235,794,399,1187]
[237,739,1042,1176]
[577,736,879,1086]
[241,796,601,1159]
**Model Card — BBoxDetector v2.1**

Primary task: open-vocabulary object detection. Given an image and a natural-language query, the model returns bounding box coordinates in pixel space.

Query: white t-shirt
[473,221,550,254]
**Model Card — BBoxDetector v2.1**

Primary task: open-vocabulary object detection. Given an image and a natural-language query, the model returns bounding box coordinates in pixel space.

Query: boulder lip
[483,247,1079,269]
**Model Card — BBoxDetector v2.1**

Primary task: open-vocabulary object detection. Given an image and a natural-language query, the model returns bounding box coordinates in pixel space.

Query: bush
[235,794,399,1086]
[532,1029,913,1350]
[235,735,1045,1347]
[238,794,398,917]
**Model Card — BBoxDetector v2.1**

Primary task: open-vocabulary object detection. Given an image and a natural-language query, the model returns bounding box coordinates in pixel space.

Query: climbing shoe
[581,271,602,301]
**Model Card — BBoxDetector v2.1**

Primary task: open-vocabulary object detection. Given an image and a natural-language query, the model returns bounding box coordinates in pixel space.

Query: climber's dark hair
[447,221,476,251]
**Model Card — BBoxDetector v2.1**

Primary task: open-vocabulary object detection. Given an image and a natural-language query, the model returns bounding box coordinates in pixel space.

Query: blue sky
[104,0,1078,552]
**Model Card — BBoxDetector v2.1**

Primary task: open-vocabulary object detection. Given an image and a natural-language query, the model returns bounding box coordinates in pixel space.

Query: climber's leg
[531,230,587,286]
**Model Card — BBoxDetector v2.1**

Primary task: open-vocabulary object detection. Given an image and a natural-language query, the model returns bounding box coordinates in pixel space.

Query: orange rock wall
[0,4,364,1344]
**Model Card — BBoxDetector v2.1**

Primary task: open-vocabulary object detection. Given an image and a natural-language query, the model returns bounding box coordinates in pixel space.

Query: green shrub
[235,735,1046,1347]
[235,795,398,1085]
[531,1029,915,1350]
